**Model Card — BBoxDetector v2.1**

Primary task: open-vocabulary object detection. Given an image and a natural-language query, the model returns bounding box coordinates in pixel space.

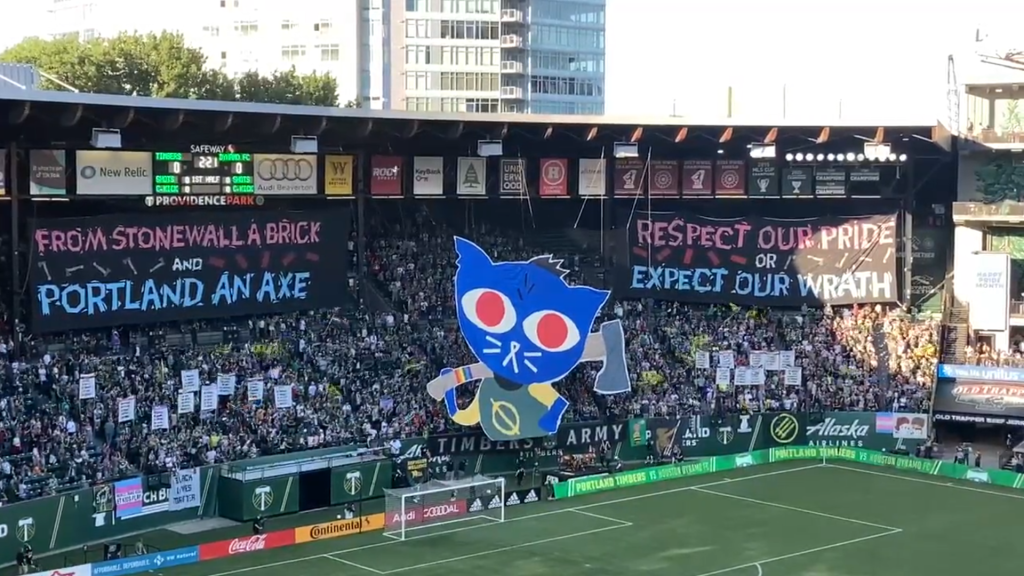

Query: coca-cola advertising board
[199,530,296,561]
[371,155,404,197]
[385,499,467,529]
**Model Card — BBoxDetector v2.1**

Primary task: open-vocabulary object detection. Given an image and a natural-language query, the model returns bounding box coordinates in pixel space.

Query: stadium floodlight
[863,142,891,161]
[477,140,503,157]
[290,136,318,154]
[898,154,908,162]
[795,153,804,162]
[613,142,639,158]
[383,475,506,541]
[91,128,121,149]
[856,153,865,162]
[749,143,775,159]
[785,153,795,161]
[815,153,824,161]
[826,153,836,162]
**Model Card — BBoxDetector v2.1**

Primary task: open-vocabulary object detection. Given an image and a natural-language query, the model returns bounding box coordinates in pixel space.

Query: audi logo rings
[258,158,314,181]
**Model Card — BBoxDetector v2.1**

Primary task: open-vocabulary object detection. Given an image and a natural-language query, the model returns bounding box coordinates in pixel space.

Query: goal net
[383,474,506,540]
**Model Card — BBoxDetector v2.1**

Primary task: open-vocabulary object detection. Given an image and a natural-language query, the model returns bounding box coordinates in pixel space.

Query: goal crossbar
[383,475,506,540]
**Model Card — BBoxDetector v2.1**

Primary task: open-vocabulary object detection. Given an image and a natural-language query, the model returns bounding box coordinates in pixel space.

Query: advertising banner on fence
[934,364,1024,425]
[806,412,927,449]
[28,565,92,576]
[92,547,199,576]
[30,209,349,332]
[76,151,152,194]
[967,252,1010,333]
[324,155,354,196]
[413,157,444,196]
[294,513,384,543]
[199,531,296,561]
[539,159,568,197]
[253,154,317,194]
[371,156,403,196]
[620,211,898,306]
[30,150,67,195]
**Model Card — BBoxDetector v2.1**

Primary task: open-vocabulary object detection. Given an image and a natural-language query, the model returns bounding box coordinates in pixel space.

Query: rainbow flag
[453,366,473,384]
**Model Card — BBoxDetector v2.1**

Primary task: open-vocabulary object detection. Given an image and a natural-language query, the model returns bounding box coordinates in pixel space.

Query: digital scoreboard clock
[152,151,256,194]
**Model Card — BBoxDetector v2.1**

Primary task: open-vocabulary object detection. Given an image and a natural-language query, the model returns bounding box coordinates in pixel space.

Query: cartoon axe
[424,319,632,400]
[580,319,631,395]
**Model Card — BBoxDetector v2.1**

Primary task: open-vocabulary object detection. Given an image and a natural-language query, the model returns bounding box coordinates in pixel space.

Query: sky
[1,0,1022,124]
[604,0,1024,122]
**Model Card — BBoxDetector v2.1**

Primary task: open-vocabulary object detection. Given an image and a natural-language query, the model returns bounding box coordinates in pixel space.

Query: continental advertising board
[934,364,1024,426]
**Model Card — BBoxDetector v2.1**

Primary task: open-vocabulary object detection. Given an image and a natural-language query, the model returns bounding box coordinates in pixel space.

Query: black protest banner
[30,209,349,332]
[621,211,898,306]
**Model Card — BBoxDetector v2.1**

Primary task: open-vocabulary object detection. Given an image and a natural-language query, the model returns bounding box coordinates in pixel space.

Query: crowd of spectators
[0,205,942,505]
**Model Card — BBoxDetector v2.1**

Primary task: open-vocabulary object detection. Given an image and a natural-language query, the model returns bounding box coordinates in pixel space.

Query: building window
[281,20,299,31]
[405,19,429,39]
[203,26,220,37]
[235,21,258,36]
[405,0,428,11]
[440,20,498,40]
[314,20,333,33]
[405,97,432,111]
[439,72,498,92]
[318,44,340,61]
[281,45,306,61]
[405,71,431,91]
[406,45,431,65]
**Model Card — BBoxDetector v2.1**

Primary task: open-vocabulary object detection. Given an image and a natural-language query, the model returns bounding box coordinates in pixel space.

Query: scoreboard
[153,151,256,194]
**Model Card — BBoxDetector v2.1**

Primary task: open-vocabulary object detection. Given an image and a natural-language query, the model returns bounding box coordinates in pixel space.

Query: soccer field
[154,461,1015,576]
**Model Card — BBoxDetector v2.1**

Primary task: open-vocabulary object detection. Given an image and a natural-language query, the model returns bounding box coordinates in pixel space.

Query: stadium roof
[0,89,952,152]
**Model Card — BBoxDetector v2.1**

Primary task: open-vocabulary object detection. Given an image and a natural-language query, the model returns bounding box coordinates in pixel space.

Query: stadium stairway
[871,321,893,389]
[941,305,970,364]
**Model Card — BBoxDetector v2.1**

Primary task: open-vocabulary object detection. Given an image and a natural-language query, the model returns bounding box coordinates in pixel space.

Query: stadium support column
[600,154,613,284]
[355,151,367,302]
[903,158,915,308]
[8,142,20,347]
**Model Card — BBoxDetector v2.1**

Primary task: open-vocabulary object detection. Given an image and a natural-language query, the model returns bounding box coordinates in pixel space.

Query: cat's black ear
[528,255,569,279]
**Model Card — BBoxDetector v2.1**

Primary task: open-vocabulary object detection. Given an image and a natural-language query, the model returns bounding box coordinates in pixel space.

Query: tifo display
[29,210,350,331]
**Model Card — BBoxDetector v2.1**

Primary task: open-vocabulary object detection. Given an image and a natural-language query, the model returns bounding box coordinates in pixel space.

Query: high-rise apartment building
[39,0,605,114]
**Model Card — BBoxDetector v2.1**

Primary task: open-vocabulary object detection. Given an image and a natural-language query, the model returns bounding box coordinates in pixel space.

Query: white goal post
[383,474,506,540]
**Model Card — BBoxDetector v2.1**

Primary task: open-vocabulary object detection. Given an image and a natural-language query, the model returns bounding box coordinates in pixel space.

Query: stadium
[0,54,1023,576]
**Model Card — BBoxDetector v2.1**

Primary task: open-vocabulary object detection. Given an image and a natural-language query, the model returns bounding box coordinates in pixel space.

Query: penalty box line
[202,464,825,576]
[369,522,630,575]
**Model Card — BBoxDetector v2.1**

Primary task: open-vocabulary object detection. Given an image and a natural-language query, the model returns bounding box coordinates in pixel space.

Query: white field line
[323,556,386,575]
[201,464,824,576]
[688,529,903,576]
[691,487,901,531]
[825,463,1024,500]
[379,524,629,574]
[568,509,633,526]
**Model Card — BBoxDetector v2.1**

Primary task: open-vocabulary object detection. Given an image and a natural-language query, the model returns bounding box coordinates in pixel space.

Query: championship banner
[681,160,712,196]
[325,155,354,196]
[748,160,778,196]
[577,158,606,196]
[781,167,813,197]
[76,151,152,195]
[649,160,678,197]
[413,157,444,196]
[621,211,898,306]
[814,167,847,197]
[499,158,525,196]
[934,364,1024,426]
[30,209,350,332]
[967,252,1010,332]
[370,155,403,196]
[30,149,68,195]
[539,158,568,197]
[613,158,645,197]
[714,160,745,196]
[253,154,317,194]
[457,157,486,196]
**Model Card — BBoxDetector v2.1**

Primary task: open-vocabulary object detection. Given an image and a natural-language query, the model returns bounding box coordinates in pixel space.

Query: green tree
[0,33,338,106]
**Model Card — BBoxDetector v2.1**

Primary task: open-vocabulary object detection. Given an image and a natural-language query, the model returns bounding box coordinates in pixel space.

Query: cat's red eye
[460,288,516,333]
[523,310,580,352]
